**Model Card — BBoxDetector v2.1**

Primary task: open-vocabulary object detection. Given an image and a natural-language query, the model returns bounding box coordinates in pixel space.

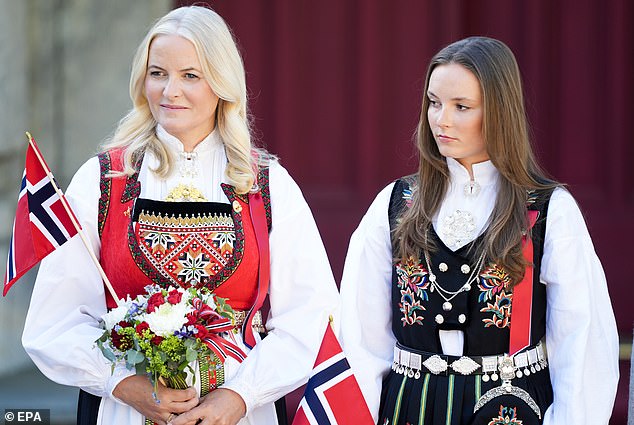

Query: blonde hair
[101,6,268,194]
[394,36,560,286]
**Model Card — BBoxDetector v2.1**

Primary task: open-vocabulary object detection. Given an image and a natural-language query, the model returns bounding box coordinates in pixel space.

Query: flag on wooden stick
[3,134,80,295]
[292,321,374,425]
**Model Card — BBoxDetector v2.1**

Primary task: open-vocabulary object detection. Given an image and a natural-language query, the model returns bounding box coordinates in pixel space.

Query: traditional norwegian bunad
[23,127,339,425]
[378,177,552,425]
[340,159,619,425]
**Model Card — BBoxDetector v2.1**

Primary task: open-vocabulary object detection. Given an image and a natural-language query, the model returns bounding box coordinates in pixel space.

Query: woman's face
[427,63,488,172]
[145,34,219,150]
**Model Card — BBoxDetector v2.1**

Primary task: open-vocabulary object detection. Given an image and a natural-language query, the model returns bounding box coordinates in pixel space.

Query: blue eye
[149,70,164,77]
[457,104,469,111]
[185,73,199,80]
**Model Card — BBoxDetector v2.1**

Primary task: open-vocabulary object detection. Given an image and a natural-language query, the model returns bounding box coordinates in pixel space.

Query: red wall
[180,1,633,421]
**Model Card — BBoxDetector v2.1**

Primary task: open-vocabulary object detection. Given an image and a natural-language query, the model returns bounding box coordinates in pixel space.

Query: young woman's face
[427,63,488,172]
[144,35,219,150]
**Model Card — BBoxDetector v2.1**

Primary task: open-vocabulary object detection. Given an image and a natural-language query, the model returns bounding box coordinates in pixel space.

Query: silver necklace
[423,246,486,312]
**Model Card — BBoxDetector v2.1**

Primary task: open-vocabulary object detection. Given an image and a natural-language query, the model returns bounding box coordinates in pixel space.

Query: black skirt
[378,368,552,425]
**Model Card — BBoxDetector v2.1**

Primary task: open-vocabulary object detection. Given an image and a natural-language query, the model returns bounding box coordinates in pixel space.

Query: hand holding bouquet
[96,284,246,395]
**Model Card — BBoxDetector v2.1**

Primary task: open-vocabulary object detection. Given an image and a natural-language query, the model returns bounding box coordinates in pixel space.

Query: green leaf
[96,341,117,362]
[186,347,198,363]
[126,350,145,365]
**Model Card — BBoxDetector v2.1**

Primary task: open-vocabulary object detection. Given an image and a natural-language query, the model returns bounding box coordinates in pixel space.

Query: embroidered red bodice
[97,149,270,312]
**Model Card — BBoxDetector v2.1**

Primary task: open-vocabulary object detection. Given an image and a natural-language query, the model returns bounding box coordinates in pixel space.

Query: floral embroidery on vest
[478,263,512,329]
[487,405,524,425]
[395,257,430,326]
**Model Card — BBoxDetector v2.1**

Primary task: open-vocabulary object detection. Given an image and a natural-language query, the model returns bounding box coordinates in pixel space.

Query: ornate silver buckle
[450,356,480,375]
[422,355,448,375]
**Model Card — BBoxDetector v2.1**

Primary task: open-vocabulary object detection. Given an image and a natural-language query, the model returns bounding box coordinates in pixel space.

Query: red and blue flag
[3,137,79,295]
[292,323,374,425]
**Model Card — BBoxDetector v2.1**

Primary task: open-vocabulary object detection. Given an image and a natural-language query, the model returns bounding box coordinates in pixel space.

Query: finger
[165,386,198,402]
[168,396,200,414]
[165,413,176,425]
[169,410,202,425]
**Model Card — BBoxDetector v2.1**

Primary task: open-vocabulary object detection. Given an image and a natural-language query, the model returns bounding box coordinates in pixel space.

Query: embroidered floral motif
[396,257,430,297]
[399,287,425,326]
[478,263,513,329]
[395,257,429,326]
[487,405,524,425]
[478,263,511,303]
[480,292,513,328]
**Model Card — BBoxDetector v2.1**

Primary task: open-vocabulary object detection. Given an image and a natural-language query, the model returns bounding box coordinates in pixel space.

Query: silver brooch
[463,180,481,197]
[441,210,476,247]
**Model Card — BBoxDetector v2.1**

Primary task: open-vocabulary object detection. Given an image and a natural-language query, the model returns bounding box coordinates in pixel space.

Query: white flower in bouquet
[141,301,193,337]
[101,297,133,330]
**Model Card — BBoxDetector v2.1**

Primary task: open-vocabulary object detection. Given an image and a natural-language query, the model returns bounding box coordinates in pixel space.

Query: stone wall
[0,0,170,377]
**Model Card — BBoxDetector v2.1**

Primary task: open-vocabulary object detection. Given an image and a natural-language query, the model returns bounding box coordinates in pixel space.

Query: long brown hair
[394,36,560,286]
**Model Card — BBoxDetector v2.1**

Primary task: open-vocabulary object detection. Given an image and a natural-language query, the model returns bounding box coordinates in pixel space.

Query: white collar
[446,157,498,188]
[156,125,223,155]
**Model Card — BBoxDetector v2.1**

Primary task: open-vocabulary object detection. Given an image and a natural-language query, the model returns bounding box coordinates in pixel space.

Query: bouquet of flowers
[96,284,246,393]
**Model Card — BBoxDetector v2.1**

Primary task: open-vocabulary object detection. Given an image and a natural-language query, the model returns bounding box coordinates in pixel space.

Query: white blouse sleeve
[339,182,396,422]
[541,188,619,424]
[221,161,340,413]
[21,157,135,399]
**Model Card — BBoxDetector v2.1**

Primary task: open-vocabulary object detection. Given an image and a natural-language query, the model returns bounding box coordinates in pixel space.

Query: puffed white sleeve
[541,188,619,424]
[221,161,340,413]
[339,182,396,422]
[21,157,134,399]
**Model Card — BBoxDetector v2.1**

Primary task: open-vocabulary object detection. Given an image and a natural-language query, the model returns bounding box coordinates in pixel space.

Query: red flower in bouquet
[146,292,166,313]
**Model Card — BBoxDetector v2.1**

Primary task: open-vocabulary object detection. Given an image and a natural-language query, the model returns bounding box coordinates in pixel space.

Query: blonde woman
[340,37,618,424]
[22,6,338,425]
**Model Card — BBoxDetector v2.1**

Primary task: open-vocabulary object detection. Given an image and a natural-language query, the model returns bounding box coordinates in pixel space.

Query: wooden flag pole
[26,132,122,306]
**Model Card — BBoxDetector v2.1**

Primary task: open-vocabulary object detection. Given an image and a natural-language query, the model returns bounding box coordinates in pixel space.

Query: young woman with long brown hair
[340,36,618,425]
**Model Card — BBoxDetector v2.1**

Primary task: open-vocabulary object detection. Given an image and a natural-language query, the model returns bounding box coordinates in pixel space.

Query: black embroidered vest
[388,177,553,356]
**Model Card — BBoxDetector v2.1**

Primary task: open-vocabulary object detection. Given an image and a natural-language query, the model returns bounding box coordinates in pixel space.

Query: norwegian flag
[3,137,80,296]
[292,323,374,425]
